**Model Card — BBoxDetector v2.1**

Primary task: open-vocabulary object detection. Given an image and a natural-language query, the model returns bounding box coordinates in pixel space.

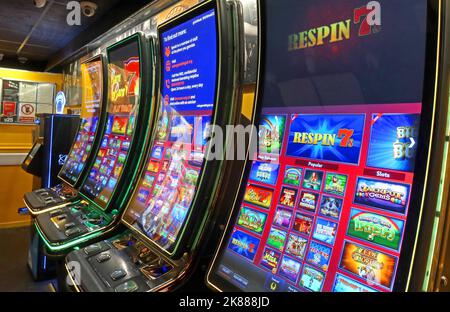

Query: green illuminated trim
[34,222,102,252]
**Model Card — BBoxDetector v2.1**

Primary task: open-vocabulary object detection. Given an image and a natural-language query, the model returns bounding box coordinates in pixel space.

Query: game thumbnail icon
[249,161,280,186]
[306,241,332,272]
[258,115,286,157]
[319,195,343,220]
[273,207,293,229]
[278,187,298,208]
[332,274,376,292]
[267,227,288,251]
[313,218,338,245]
[283,167,303,187]
[347,208,405,251]
[339,241,397,289]
[302,169,324,191]
[277,255,302,283]
[353,177,410,214]
[299,265,326,292]
[227,229,260,261]
[298,191,319,213]
[260,247,282,272]
[367,113,420,172]
[292,212,314,236]
[243,184,274,209]
[284,233,308,260]
[237,206,268,235]
[323,172,348,197]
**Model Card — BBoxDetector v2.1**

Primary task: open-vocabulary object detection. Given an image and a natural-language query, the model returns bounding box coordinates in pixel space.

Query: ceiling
[0,0,122,70]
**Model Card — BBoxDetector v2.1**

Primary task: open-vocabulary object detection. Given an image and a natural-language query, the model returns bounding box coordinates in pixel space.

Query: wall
[0,67,63,228]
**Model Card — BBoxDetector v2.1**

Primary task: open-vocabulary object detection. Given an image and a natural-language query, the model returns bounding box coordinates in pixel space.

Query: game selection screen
[59,59,103,185]
[211,0,428,292]
[122,7,218,253]
[82,39,141,207]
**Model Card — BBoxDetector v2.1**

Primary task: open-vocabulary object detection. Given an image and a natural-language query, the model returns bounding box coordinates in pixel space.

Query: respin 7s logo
[354,1,382,36]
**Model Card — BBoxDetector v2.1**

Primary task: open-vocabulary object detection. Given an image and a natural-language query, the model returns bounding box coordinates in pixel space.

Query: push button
[65,222,75,230]
[96,252,111,263]
[65,227,81,237]
[50,209,63,217]
[110,269,127,281]
[56,214,67,221]
[84,244,102,256]
[115,280,138,292]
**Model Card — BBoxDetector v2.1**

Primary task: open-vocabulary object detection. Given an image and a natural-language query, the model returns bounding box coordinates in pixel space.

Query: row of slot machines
[22,0,443,292]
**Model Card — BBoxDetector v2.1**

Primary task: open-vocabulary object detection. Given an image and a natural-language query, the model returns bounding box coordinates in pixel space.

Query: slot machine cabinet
[207,0,444,292]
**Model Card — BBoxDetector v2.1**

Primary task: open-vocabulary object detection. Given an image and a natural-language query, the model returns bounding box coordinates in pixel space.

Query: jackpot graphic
[283,167,302,187]
[258,115,286,158]
[237,207,268,235]
[228,230,259,261]
[299,265,325,292]
[367,114,420,172]
[286,114,365,165]
[354,177,410,214]
[243,184,273,209]
[347,209,404,250]
[333,274,376,292]
[339,241,397,289]
[249,161,280,186]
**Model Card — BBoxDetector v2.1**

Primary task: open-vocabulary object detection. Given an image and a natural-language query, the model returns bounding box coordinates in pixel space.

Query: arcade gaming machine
[207,0,441,292]
[24,56,108,215]
[65,0,242,292]
[34,33,156,256]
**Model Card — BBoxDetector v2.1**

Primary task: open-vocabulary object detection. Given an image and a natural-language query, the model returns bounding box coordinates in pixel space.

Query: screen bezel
[79,34,145,210]
[206,0,441,292]
[121,0,222,258]
[57,54,107,187]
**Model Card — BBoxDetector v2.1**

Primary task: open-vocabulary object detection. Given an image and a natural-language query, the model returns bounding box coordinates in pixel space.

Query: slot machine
[24,55,108,215]
[33,33,157,257]
[64,0,245,292]
[207,0,443,292]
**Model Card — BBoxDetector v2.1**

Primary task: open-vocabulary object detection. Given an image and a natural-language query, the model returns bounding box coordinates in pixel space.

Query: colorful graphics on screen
[306,241,332,272]
[278,187,297,208]
[302,170,324,191]
[249,161,280,185]
[243,184,273,209]
[339,241,397,289]
[298,191,319,212]
[293,213,314,236]
[258,115,286,158]
[286,114,365,165]
[284,233,308,260]
[347,208,405,250]
[283,167,302,186]
[267,227,288,251]
[228,230,259,261]
[354,177,410,214]
[367,114,420,172]
[312,218,338,245]
[278,256,302,283]
[273,207,293,229]
[260,248,281,272]
[332,274,376,292]
[299,265,325,292]
[237,207,268,235]
[319,195,343,220]
[169,115,194,143]
[323,173,348,197]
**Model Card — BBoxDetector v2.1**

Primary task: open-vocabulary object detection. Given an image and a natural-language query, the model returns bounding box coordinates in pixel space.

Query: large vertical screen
[210,0,430,292]
[82,39,141,207]
[122,5,218,254]
[58,59,103,185]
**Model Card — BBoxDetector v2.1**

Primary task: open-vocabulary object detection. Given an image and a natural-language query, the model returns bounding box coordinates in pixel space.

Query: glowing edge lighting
[47,116,54,188]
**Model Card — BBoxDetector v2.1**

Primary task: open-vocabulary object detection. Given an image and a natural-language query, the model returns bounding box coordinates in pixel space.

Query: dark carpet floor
[0,226,53,292]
